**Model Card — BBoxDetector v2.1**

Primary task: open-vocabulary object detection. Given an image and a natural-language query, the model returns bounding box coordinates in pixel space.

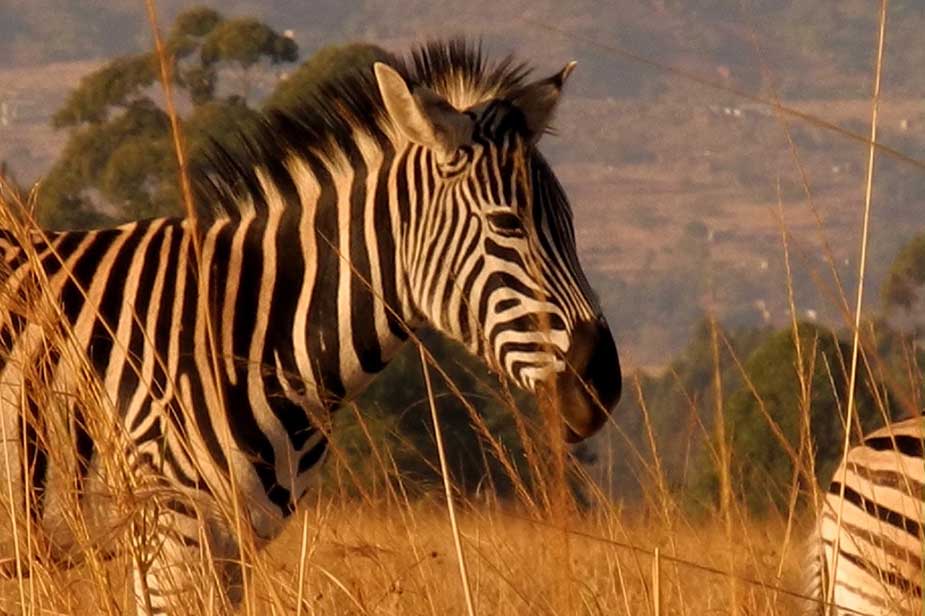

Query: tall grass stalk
[827,0,889,605]
[419,344,476,616]
[143,2,273,614]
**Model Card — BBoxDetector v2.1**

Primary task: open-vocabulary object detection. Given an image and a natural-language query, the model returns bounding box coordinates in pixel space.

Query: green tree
[882,234,925,313]
[690,323,894,514]
[600,317,769,502]
[51,54,158,127]
[167,7,224,105]
[200,17,297,103]
[38,6,294,228]
[266,42,390,111]
[323,330,547,502]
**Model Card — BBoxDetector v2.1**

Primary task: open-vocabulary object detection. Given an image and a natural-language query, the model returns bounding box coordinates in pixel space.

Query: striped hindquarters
[816,416,925,615]
[0,218,210,548]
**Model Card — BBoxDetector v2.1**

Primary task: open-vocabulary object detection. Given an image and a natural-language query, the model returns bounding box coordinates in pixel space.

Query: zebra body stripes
[806,416,925,615]
[0,41,621,613]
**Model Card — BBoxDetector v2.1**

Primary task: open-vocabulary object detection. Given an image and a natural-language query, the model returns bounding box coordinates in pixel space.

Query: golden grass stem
[142,0,195,223]
[828,0,889,607]
[143,3,258,613]
[296,509,310,616]
[1,393,27,614]
[707,314,739,612]
[613,550,633,616]
[772,187,815,582]
[419,344,477,616]
[652,547,661,616]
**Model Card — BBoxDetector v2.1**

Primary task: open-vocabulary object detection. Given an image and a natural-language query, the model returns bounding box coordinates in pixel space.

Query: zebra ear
[374,62,473,157]
[510,61,576,143]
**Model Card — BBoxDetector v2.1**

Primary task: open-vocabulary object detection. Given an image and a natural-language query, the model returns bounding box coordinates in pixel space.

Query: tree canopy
[688,322,895,514]
[323,330,553,502]
[882,233,925,313]
[266,42,390,111]
[38,6,294,228]
[38,11,395,229]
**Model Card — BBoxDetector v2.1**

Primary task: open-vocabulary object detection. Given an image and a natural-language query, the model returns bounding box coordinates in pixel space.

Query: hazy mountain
[1,1,924,367]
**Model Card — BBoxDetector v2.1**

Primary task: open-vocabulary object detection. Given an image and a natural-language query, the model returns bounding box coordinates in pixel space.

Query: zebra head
[374,56,620,442]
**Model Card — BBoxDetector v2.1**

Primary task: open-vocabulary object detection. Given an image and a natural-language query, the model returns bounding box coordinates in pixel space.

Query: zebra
[805,416,925,615]
[0,40,621,614]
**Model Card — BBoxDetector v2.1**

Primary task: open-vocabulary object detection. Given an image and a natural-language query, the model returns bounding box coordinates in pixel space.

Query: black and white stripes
[0,40,621,614]
[806,416,925,615]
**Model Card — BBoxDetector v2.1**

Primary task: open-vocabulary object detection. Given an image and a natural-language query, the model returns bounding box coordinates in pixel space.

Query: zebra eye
[486,211,525,236]
[437,147,472,178]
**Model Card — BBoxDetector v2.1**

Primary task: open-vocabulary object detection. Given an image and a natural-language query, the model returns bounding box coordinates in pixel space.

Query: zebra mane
[194,38,533,221]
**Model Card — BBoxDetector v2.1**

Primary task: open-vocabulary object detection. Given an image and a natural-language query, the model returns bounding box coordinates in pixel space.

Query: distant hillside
[1,1,924,367]
[4,1,923,98]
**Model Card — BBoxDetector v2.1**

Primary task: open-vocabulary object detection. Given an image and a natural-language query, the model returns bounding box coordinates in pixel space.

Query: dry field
[0,489,811,615]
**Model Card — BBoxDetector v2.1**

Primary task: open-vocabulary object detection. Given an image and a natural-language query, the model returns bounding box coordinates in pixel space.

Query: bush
[689,322,895,514]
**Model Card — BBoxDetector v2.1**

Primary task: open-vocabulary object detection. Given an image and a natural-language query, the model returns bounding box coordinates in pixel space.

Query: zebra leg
[128,498,243,615]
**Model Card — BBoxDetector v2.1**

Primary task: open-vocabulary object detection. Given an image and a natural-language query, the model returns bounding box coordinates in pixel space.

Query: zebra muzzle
[541,317,621,443]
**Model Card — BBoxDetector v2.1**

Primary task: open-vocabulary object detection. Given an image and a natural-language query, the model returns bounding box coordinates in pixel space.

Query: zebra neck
[393,146,481,358]
[209,141,424,411]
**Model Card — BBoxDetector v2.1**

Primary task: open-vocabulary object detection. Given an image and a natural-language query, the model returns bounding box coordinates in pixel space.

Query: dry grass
[0,499,810,615]
[257,503,809,616]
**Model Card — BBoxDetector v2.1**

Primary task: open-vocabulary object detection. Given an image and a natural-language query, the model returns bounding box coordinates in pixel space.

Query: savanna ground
[0,479,809,615]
